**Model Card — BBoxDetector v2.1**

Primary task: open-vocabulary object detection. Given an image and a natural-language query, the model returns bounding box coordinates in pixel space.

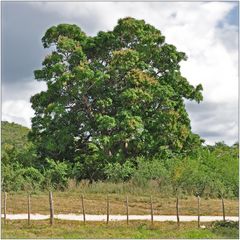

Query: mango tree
[30,18,203,181]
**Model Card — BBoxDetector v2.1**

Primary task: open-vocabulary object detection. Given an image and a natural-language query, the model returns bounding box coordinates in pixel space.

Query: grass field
[2,190,238,216]
[1,182,239,239]
[2,219,239,239]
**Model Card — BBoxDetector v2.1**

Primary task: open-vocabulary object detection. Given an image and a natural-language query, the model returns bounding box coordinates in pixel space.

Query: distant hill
[1,121,30,150]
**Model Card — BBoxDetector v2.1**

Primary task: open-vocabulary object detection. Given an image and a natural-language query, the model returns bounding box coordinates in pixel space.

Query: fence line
[1,192,233,227]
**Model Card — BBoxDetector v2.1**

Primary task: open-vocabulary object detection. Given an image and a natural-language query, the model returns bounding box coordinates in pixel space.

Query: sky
[1,1,239,145]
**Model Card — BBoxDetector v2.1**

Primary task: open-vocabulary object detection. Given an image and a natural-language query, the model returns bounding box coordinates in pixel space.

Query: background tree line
[2,121,238,199]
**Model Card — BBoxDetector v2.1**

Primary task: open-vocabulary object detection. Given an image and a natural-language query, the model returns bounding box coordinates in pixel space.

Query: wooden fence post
[176,196,180,226]
[106,194,109,224]
[221,197,225,222]
[49,191,54,225]
[126,196,129,225]
[4,192,7,224]
[150,196,154,225]
[28,194,31,225]
[81,194,86,224]
[197,195,200,228]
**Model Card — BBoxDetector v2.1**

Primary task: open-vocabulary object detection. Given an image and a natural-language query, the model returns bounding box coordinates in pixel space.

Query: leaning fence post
[4,192,7,224]
[150,196,154,224]
[81,194,86,224]
[28,193,31,225]
[106,194,109,224]
[126,196,129,225]
[176,196,180,226]
[49,191,54,225]
[197,195,200,228]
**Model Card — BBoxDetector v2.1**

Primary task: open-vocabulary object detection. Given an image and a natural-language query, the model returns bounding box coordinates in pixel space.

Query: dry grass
[1,191,238,216]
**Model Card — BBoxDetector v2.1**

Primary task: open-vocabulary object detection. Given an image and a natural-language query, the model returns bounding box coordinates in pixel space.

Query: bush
[132,158,169,188]
[211,220,239,229]
[42,158,69,190]
[104,161,135,182]
[70,161,85,182]
[2,163,44,192]
[21,167,45,191]
[2,163,24,191]
[211,220,239,239]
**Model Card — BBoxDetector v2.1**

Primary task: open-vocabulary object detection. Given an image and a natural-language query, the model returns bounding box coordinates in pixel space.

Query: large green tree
[30,18,203,181]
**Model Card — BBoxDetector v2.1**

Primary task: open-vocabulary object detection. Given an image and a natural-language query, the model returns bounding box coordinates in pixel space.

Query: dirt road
[2,214,238,222]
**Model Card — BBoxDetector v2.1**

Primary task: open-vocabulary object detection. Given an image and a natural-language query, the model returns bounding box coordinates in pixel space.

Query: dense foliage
[30,18,204,182]
[1,121,68,191]
[1,121,238,197]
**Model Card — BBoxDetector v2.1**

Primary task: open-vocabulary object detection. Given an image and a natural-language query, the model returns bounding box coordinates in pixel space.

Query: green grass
[2,220,239,239]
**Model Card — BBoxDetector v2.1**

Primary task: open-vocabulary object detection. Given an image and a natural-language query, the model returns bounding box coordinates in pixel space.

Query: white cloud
[186,101,238,145]
[2,80,47,101]
[5,1,238,145]
[2,81,47,128]
[2,100,34,127]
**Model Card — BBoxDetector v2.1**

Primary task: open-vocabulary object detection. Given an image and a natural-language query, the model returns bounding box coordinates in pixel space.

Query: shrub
[211,220,239,239]
[2,163,44,192]
[132,158,169,188]
[21,167,45,191]
[104,160,135,182]
[2,163,25,191]
[211,220,239,229]
[70,161,84,182]
[43,158,69,190]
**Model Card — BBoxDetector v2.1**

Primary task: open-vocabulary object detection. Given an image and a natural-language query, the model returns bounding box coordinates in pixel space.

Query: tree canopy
[30,18,203,181]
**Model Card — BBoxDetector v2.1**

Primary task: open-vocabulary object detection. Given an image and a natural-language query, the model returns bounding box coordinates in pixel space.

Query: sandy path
[1,214,238,222]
